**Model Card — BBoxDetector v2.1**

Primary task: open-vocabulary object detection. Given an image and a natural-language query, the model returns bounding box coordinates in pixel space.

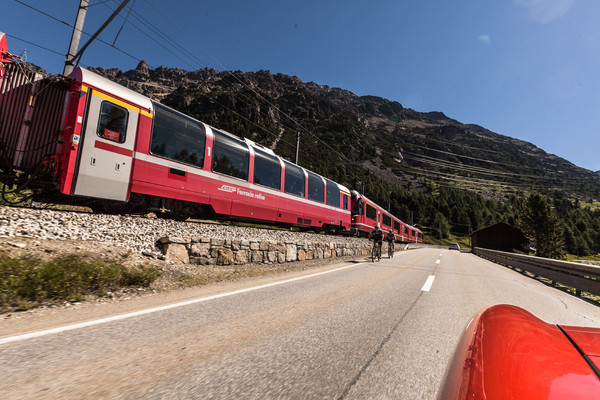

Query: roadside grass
[423,234,471,250]
[176,265,304,287]
[564,253,600,263]
[0,253,160,312]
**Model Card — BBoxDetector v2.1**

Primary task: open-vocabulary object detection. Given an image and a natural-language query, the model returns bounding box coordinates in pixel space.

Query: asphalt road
[2,247,600,399]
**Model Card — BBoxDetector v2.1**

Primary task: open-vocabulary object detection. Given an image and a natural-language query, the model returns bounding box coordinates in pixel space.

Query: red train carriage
[1,33,420,240]
[1,64,353,232]
[350,191,422,243]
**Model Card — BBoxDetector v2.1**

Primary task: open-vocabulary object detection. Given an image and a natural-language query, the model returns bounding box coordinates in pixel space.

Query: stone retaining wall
[160,236,372,265]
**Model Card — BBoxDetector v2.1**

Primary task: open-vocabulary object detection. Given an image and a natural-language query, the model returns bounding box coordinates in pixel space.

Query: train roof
[69,67,152,111]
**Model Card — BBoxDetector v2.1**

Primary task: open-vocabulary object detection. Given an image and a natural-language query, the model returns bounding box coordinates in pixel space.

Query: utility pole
[64,0,89,76]
[295,131,300,164]
[63,0,131,76]
[469,224,472,249]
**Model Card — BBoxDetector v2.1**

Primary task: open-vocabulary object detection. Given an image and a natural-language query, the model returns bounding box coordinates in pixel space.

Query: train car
[0,63,352,232]
[1,34,419,239]
[404,223,423,243]
[350,191,422,243]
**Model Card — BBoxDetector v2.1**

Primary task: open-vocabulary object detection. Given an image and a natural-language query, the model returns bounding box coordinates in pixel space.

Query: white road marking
[436,259,441,264]
[421,275,436,292]
[0,263,363,345]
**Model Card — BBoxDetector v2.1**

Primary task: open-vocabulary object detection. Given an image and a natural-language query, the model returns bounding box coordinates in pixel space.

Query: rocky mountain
[90,61,600,201]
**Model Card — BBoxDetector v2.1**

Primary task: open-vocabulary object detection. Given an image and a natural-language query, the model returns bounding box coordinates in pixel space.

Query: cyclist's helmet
[389,229,393,233]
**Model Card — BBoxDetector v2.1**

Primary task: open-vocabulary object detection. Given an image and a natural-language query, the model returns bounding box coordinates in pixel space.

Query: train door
[72,89,138,201]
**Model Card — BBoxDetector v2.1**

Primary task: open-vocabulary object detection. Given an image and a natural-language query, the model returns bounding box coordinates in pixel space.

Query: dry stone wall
[160,236,371,265]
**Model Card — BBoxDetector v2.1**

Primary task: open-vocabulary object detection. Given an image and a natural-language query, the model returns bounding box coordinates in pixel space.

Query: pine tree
[519,192,565,259]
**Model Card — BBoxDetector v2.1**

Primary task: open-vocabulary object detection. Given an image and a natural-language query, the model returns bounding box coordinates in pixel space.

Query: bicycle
[371,241,381,262]
[388,242,394,258]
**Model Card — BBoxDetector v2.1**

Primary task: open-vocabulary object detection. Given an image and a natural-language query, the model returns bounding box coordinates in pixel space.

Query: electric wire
[5,34,66,58]
[11,0,155,69]
[402,149,595,186]
[112,0,136,46]
[142,0,354,164]
[398,159,584,192]
[96,0,338,165]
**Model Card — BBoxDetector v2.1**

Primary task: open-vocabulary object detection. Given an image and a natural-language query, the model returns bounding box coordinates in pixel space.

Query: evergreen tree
[519,192,565,259]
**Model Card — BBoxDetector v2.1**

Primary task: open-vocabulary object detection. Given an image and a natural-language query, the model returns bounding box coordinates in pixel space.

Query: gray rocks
[0,206,370,265]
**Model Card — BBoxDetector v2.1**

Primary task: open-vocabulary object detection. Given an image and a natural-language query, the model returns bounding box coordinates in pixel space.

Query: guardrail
[473,247,600,298]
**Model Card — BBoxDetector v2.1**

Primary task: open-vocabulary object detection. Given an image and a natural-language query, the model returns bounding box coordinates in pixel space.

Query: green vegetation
[0,254,160,312]
[519,192,565,258]
[423,234,471,249]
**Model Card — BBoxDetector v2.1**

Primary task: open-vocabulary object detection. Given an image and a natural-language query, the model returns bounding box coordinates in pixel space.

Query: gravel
[0,206,366,256]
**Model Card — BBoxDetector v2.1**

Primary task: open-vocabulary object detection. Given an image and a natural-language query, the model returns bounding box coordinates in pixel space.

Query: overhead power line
[5,34,65,58]
[11,0,153,68]
[141,0,354,164]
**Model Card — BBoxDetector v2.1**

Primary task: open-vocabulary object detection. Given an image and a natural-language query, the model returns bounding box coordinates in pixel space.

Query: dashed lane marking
[421,275,436,292]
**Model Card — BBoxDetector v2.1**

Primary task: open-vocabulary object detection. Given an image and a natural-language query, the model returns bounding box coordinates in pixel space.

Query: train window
[343,194,349,210]
[366,203,377,220]
[284,161,305,197]
[405,227,409,235]
[254,149,281,190]
[212,130,249,180]
[307,172,324,202]
[382,213,391,227]
[150,102,205,167]
[97,101,128,143]
[325,179,340,208]
[394,220,400,231]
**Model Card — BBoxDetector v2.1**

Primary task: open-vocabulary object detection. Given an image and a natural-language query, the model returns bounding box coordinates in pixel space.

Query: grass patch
[564,253,600,263]
[423,234,471,249]
[176,265,300,288]
[0,253,160,312]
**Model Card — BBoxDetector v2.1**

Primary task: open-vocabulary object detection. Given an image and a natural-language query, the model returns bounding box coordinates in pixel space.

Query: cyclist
[385,229,395,258]
[369,224,383,259]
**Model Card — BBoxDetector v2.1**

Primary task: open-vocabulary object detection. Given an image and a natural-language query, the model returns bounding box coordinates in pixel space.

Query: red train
[0,35,422,243]
[351,191,422,243]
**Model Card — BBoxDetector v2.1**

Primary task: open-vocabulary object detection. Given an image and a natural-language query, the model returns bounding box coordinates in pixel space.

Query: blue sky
[3,0,599,172]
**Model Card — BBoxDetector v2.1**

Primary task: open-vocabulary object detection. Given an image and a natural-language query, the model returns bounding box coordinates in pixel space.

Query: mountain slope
[90,62,600,201]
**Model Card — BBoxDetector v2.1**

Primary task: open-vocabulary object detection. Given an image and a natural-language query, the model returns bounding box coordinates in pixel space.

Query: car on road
[437,304,600,399]
[448,243,460,250]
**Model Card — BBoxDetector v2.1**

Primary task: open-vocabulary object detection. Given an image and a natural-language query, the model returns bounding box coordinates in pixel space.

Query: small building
[470,222,528,253]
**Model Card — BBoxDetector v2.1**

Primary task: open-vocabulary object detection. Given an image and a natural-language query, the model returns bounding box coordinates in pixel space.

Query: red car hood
[438,304,600,400]
[561,325,600,372]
